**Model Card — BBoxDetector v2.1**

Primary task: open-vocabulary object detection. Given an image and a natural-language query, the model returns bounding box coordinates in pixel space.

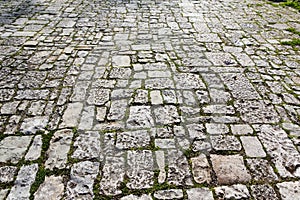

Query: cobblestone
[0,0,300,198]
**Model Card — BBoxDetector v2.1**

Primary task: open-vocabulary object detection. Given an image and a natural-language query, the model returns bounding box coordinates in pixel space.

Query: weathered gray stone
[167,150,193,186]
[205,123,229,135]
[0,136,32,163]
[231,124,253,135]
[25,135,42,161]
[215,184,250,200]
[66,161,99,199]
[211,135,242,151]
[187,188,214,200]
[174,73,206,89]
[154,105,180,125]
[0,101,19,114]
[145,78,174,89]
[150,90,163,105]
[109,68,132,78]
[0,189,9,200]
[246,159,278,182]
[127,150,154,189]
[154,189,183,200]
[112,56,131,67]
[96,107,107,122]
[277,181,300,200]
[235,100,280,123]
[72,131,101,160]
[155,139,176,149]
[100,156,125,196]
[211,154,251,184]
[60,103,83,128]
[87,89,110,105]
[78,106,94,130]
[121,194,152,200]
[133,89,148,104]
[0,89,15,101]
[34,176,64,200]
[241,136,266,157]
[45,129,73,170]
[256,125,300,178]
[126,106,154,129]
[116,130,150,149]
[20,116,48,134]
[107,100,128,120]
[0,166,17,183]
[156,151,166,184]
[191,154,211,184]
[7,164,38,200]
[251,185,279,200]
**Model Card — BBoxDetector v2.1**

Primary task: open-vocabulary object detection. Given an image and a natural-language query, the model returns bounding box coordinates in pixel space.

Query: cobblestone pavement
[0,0,300,199]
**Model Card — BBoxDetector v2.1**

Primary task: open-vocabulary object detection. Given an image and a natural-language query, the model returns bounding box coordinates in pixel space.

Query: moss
[29,167,46,199]
[281,0,300,11]
[281,38,300,46]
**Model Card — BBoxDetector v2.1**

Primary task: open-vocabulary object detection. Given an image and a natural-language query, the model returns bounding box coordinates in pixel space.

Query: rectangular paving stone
[60,103,83,128]
[126,106,154,129]
[34,176,64,200]
[241,136,266,158]
[45,129,73,170]
[191,154,211,184]
[116,130,150,149]
[211,154,251,185]
[7,164,38,200]
[0,136,32,163]
[126,150,154,189]
[107,100,128,121]
[187,188,214,200]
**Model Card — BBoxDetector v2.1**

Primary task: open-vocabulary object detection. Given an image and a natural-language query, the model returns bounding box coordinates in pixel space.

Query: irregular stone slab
[7,164,38,200]
[116,130,150,149]
[251,184,279,200]
[215,184,250,200]
[246,159,278,182]
[20,116,48,134]
[127,150,154,189]
[0,89,15,101]
[154,189,183,200]
[87,89,110,105]
[45,129,73,170]
[231,124,253,135]
[154,105,180,125]
[15,89,49,100]
[156,151,166,184]
[203,105,235,114]
[235,100,280,123]
[0,136,32,163]
[256,125,300,178]
[107,100,128,121]
[167,150,193,186]
[277,181,300,200]
[112,56,131,67]
[78,106,94,130]
[0,166,17,183]
[211,135,242,151]
[111,89,133,99]
[205,123,229,135]
[25,135,42,161]
[126,106,154,129]
[211,154,251,185]
[220,73,260,100]
[70,81,90,102]
[57,20,76,28]
[186,188,214,200]
[145,78,175,89]
[100,156,125,196]
[209,88,231,103]
[241,136,266,157]
[60,103,83,128]
[174,73,206,89]
[0,189,9,200]
[66,161,99,199]
[133,89,148,104]
[162,90,177,104]
[109,68,132,79]
[72,131,101,160]
[1,101,19,114]
[121,194,152,200]
[191,154,211,184]
[96,107,107,122]
[205,52,237,66]
[155,139,176,149]
[34,176,64,200]
[27,100,47,116]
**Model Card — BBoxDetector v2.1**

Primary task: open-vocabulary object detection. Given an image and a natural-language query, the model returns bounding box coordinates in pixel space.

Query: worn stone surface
[0,136,32,163]
[187,188,214,200]
[277,181,300,200]
[0,166,17,183]
[154,189,183,200]
[215,184,250,200]
[1,0,300,198]
[211,155,251,185]
[45,129,73,170]
[191,154,211,184]
[34,176,65,200]
[66,161,100,199]
[7,164,38,200]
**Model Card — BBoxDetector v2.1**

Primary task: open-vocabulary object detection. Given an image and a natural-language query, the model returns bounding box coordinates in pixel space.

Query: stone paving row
[0,0,300,199]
